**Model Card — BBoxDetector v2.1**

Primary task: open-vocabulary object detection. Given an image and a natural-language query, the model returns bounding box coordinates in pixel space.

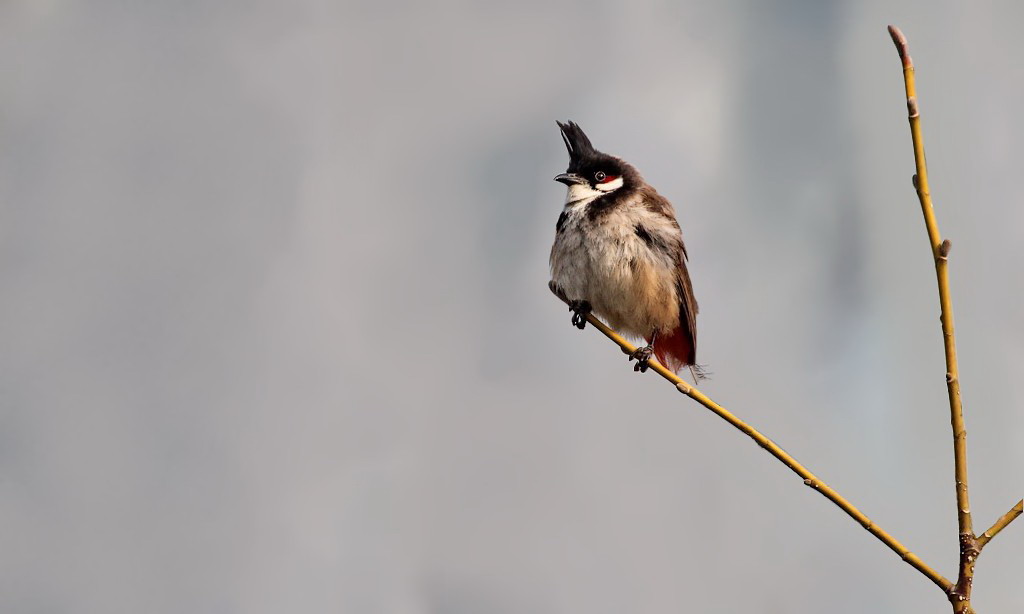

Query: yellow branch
[549,284,952,593]
[976,499,1023,549]
[888,25,974,543]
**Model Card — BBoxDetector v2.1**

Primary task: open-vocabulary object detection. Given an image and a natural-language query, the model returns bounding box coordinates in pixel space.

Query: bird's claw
[568,300,591,330]
[629,346,654,373]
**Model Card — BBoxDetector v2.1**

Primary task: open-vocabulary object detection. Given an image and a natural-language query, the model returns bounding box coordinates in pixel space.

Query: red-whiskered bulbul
[549,121,704,380]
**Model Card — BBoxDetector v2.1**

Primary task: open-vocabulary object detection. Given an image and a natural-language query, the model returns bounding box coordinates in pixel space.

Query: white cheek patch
[595,176,624,192]
[564,177,624,206]
[565,183,603,206]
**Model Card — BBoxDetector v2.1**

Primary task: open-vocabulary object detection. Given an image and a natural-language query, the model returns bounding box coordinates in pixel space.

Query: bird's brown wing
[675,253,698,363]
[639,186,698,362]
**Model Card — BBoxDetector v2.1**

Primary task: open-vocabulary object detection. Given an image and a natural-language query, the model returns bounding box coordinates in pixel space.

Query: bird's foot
[569,300,592,329]
[629,345,654,373]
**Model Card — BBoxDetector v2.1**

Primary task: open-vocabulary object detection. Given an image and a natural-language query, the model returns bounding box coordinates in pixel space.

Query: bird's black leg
[547,281,591,330]
[569,299,592,330]
[628,331,657,373]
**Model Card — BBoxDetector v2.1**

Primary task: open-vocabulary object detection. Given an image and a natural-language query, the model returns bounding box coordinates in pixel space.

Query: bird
[548,120,704,380]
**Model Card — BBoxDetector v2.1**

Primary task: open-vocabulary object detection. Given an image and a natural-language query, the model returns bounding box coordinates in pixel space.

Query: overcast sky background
[1,1,1021,612]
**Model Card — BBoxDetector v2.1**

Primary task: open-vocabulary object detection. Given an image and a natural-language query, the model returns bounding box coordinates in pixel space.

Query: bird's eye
[594,171,606,182]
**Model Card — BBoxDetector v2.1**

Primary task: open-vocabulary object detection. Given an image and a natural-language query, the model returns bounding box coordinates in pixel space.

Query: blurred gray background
[1,1,1021,612]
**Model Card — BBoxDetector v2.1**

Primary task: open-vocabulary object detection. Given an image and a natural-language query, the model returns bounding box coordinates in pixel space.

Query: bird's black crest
[556,120,598,163]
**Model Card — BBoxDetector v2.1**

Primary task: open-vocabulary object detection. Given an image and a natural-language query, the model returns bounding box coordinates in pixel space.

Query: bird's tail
[647,327,709,383]
[688,363,710,383]
[649,327,694,375]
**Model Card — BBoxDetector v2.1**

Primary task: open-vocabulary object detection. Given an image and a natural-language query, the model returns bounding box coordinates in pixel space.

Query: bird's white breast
[550,194,682,337]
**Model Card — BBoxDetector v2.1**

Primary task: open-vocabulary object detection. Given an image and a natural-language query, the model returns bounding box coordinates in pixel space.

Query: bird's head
[554,120,638,204]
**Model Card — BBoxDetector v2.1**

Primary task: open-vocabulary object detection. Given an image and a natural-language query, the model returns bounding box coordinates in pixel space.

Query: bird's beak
[554,173,587,186]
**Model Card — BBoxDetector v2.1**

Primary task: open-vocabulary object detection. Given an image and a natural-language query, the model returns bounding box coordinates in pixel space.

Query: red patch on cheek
[599,175,619,184]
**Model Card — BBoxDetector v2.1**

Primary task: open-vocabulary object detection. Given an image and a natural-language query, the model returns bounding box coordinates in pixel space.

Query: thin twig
[976,500,1023,549]
[548,285,952,592]
[888,23,973,538]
